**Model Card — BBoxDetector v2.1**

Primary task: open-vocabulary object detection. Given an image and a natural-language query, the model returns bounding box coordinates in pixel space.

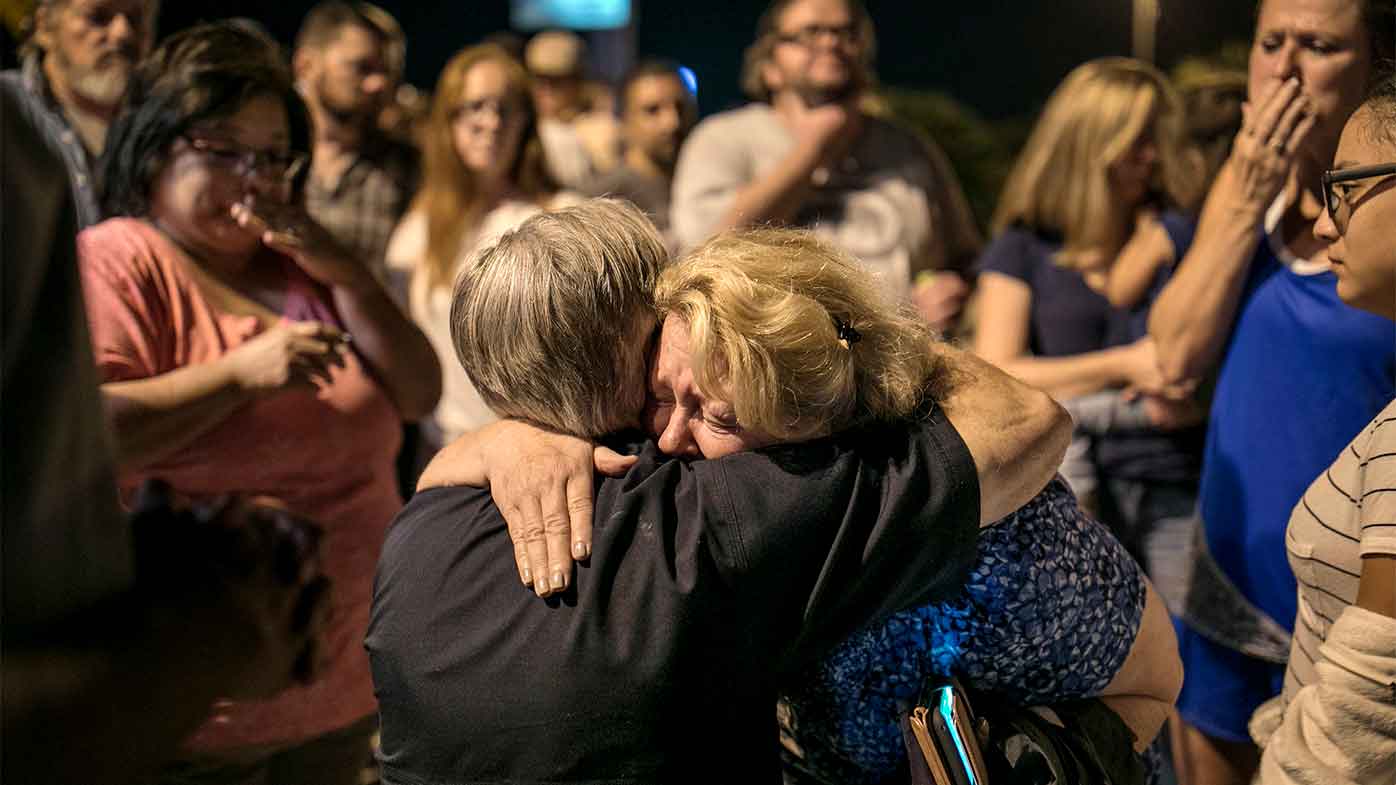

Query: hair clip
[833,316,861,347]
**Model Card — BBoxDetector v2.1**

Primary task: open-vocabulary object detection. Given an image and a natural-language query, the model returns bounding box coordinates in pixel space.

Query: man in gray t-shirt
[670,0,980,332]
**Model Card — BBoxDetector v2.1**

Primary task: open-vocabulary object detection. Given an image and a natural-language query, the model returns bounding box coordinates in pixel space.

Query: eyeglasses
[773,23,859,48]
[1322,162,1396,233]
[182,135,308,184]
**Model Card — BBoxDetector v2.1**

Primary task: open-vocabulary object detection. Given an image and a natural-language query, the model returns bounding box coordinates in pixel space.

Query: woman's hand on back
[416,420,636,598]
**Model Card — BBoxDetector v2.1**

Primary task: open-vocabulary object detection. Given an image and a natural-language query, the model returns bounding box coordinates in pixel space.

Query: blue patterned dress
[780,478,1148,783]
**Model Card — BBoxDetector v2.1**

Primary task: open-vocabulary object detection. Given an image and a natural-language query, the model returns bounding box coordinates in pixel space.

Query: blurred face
[452,60,528,182]
[1109,126,1159,207]
[36,0,154,108]
[304,24,391,127]
[645,316,779,458]
[763,0,864,105]
[1249,0,1371,166]
[149,94,300,260]
[531,74,581,120]
[622,73,695,168]
[1313,105,1396,319]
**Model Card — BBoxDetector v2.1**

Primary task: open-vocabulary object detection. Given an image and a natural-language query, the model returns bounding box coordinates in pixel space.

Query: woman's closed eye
[702,408,743,435]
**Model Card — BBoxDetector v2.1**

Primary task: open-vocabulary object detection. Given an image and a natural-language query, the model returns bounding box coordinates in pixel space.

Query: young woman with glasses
[1248,75,1396,785]
[385,43,581,453]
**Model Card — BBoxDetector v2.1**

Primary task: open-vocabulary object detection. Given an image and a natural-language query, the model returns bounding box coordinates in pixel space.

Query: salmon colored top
[78,217,402,753]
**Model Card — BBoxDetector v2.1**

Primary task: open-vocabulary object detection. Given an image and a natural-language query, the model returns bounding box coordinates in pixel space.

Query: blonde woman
[972,57,1205,587]
[644,229,1181,784]
[386,44,580,449]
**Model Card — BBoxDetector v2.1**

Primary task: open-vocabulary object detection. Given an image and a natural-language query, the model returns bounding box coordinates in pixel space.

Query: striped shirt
[1281,397,1396,704]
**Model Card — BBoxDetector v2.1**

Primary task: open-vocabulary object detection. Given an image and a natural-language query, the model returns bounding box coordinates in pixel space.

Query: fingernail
[535,574,549,594]
[573,541,589,559]
[551,571,565,590]
[521,567,532,584]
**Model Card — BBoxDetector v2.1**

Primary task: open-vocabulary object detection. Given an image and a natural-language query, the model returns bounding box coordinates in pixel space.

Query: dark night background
[6,1,1258,121]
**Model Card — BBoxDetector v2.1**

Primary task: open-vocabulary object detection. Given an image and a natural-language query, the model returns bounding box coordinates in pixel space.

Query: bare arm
[1149,79,1315,383]
[1098,582,1184,751]
[930,340,1072,524]
[101,321,345,471]
[330,272,442,421]
[235,200,442,421]
[973,273,1169,400]
[712,135,828,232]
[1105,213,1175,309]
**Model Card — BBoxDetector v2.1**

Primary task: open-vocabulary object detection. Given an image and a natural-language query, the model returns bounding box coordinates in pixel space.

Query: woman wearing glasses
[1144,2,1395,782]
[1248,76,1396,785]
[385,44,580,452]
[78,23,439,785]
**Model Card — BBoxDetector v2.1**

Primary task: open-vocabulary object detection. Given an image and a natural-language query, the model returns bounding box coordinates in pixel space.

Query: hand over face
[1228,78,1316,211]
[230,197,364,290]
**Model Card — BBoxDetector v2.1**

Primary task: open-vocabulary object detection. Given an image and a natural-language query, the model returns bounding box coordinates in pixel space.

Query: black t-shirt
[366,412,979,785]
[975,223,1203,483]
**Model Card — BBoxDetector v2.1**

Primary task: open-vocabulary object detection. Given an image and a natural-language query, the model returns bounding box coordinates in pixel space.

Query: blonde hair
[991,57,1202,268]
[411,44,555,290]
[450,199,666,438]
[655,228,939,442]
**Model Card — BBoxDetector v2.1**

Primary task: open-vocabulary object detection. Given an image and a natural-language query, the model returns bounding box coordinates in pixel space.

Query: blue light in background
[511,0,631,30]
[677,66,698,100]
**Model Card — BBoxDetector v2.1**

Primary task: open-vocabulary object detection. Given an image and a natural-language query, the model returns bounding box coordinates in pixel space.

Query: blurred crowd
[3,1,1394,785]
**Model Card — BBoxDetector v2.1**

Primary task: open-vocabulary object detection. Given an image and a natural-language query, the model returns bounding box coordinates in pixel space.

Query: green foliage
[879,86,1029,232]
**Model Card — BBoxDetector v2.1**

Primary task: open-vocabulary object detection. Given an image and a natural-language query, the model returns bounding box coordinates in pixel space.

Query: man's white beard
[70,66,130,107]
[58,50,134,109]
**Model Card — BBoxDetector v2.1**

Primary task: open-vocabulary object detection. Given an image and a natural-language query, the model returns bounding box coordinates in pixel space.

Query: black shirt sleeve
[695,406,981,670]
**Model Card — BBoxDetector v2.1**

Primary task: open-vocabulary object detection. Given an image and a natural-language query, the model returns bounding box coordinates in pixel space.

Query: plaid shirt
[305,135,419,285]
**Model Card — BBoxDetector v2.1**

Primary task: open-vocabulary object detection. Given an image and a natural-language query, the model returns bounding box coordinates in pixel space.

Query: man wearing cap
[1,0,157,227]
[524,29,616,189]
[584,59,696,252]
[670,0,979,333]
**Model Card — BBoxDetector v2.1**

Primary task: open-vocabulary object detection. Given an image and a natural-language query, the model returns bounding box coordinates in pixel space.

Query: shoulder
[385,208,427,269]
[686,104,776,148]
[77,218,172,286]
[1364,399,1396,453]
[585,166,639,196]
[705,103,774,130]
[864,114,934,157]
[976,227,1049,281]
[380,486,499,571]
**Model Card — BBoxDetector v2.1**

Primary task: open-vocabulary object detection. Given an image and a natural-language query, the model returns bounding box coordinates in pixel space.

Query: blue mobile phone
[928,681,991,785]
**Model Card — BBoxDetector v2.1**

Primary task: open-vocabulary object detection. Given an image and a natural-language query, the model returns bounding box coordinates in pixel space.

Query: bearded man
[669,0,981,334]
[2,0,156,226]
[293,1,417,290]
